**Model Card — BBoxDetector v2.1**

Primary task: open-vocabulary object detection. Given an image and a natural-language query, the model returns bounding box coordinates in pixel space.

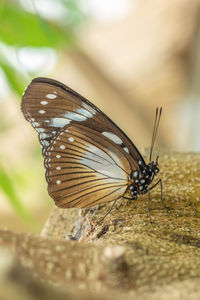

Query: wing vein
[54,178,126,194]
[64,131,129,175]
[73,187,123,207]
[53,139,113,165]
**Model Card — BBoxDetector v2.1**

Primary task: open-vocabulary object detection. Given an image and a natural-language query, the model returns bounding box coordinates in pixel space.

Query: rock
[1,151,200,299]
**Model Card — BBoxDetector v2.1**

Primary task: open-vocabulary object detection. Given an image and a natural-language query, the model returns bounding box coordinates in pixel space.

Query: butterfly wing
[21,77,146,166]
[22,77,146,208]
[45,124,130,208]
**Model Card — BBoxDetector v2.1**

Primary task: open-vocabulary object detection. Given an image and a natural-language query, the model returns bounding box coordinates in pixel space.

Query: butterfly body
[21,77,161,210]
[127,161,159,200]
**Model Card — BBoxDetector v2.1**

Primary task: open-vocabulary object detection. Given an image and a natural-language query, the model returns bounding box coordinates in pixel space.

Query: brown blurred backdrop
[0,0,200,232]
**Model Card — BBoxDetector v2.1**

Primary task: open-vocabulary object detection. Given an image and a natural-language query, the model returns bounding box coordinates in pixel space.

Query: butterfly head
[147,155,159,176]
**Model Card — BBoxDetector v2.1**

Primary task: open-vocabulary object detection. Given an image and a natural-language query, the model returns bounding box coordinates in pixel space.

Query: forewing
[21,77,145,166]
[45,124,130,208]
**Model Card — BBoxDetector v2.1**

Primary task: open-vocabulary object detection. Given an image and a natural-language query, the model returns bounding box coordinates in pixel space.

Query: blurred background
[0,0,200,233]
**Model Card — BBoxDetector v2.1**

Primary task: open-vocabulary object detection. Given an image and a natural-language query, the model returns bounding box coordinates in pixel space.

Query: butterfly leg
[123,196,135,200]
[147,191,152,223]
[148,179,169,210]
[96,198,119,225]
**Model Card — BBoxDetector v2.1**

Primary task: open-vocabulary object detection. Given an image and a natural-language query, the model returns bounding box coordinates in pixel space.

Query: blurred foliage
[0,0,86,225]
[0,59,26,97]
[0,4,65,47]
[0,159,36,228]
[0,0,86,96]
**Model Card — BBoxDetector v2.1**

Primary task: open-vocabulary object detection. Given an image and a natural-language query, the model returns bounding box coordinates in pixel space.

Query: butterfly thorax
[127,161,159,200]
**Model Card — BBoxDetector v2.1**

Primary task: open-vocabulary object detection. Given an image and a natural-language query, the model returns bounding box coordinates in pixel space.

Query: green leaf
[0,162,36,227]
[0,3,73,47]
[61,0,86,26]
[0,61,27,97]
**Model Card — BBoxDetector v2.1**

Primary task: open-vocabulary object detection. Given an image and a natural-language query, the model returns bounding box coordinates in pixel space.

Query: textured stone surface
[1,151,200,299]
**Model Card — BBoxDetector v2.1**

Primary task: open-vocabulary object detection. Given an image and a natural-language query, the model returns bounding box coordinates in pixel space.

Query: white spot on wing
[40,101,48,105]
[41,140,49,147]
[50,117,71,127]
[39,133,51,139]
[102,132,123,145]
[60,145,65,150]
[123,147,129,153]
[56,180,61,184]
[32,122,40,127]
[36,128,45,133]
[56,166,61,170]
[68,137,74,142]
[56,155,61,158]
[46,94,57,99]
[64,112,86,121]
[82,102,96,115]
[77,108,93,118]
[39,110,46,114]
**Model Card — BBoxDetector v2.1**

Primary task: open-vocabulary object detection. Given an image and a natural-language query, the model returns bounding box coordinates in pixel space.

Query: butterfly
[21,77,163,214]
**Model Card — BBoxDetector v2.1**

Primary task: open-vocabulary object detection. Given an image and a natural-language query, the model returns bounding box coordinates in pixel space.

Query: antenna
[149,107,162,162]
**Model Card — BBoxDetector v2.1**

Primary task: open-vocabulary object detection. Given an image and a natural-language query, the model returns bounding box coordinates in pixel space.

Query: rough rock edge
[1,151,200,299]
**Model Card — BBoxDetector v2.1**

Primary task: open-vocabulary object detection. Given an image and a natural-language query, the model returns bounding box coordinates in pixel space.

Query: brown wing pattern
[21,77,146,166]
[45,124,130,208]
